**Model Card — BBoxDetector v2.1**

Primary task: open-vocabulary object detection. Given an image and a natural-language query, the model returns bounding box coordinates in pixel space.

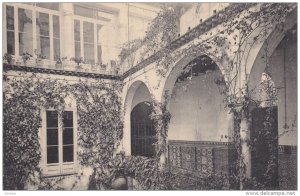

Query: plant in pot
[34,50,46,67]
[91,62,99,71]
[100,63,107,73]
[55,56,67,69]
[111,151,128,190]
[22,52,33,66]
[3,53,14,65]
[70,57,84,71]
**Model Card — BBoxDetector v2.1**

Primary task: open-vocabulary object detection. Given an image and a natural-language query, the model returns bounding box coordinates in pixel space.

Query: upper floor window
[73,19,103,65]
[18,8,33,55]
[6,5,15,55]
[73,5,106,65]
[4,3,60,61]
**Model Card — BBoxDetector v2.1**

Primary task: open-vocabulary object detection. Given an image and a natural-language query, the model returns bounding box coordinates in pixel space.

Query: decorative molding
[3,64,121,80]
[169,140,233,147]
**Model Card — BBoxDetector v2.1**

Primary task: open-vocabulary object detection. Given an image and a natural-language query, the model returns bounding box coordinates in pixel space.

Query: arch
[247,8,297,95]
[123,80,152,113]
[246,8,297,183]
[122,80,153,155]
[159,52,227,105]
[161,53,230,142]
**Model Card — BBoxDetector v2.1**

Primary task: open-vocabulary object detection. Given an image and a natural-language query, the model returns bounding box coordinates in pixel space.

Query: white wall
[268,36,297,145]
[168,70,230,142]
[180,3,229,35]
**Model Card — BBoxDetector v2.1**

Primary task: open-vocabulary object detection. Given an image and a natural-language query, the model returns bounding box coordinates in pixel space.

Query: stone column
[61,3,74,59]
[239,108,251,178]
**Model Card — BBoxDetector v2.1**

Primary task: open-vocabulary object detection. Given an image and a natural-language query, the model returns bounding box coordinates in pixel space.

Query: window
[74,20,99,64]
[6,5,15,55]
[97,24,102,64]
[83,21,95,64]
[18,8,33,55]
[36,12,50,59]
[53,15,60,60]
[43,110,77,176]
[74,20,81,59]
[4,3,60,60]
[73,5,107,65]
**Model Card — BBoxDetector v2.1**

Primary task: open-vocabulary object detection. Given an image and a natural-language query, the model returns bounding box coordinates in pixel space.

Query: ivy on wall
[116,3,296,190]
[3,74,123,190]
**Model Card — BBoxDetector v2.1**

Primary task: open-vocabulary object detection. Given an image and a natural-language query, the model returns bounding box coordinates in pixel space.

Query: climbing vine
[3,74,123,190]
[149,91,171,166]
[117,3,296,190]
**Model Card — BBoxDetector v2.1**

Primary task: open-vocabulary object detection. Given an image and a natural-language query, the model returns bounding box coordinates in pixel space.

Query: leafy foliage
[149,91,171,165]
[117,3,296,190]
[3,74,123,190]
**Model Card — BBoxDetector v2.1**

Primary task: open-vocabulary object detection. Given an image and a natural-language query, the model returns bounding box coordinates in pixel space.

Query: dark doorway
[251,106,278,189]
[131,102,156,158]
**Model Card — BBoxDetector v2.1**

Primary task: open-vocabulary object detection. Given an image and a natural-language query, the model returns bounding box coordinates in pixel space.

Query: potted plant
[115,67,120,75]
[22,52,33,66]
[55,56,67,69]
[70,57,84,71]
[100,63,107,70]
[91,62,100,72]
[34,49,46,67]
[81,59,90,71]
[3,53,14,65]
[111,151,128,190]
[100,64,108,74]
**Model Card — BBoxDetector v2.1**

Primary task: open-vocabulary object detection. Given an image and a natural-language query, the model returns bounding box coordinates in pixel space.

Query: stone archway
[160,53,234,175]
[122,80,153,156]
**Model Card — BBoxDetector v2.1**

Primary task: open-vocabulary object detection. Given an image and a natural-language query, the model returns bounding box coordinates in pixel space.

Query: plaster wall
[168,70,230,142]
[268,38,297,145]
[180,3,229,35]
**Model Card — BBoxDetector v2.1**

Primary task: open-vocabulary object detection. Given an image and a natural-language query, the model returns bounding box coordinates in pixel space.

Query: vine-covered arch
[247,8,297,94]
[122,80,153,155]
[160,52,227,107]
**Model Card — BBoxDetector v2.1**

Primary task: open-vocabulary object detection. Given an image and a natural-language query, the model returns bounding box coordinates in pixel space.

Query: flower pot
[111,176,127,190]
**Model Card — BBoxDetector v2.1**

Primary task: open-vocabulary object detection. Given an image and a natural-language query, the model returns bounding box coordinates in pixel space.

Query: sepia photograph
[2,1,298,192]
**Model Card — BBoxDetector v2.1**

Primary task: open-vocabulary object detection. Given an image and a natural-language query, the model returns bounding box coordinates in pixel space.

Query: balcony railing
[3,56,122,79]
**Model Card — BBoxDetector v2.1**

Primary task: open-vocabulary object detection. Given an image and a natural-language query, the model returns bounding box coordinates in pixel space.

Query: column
[61,3,74,59]
[117,4,130,72]
[239,108,251,178]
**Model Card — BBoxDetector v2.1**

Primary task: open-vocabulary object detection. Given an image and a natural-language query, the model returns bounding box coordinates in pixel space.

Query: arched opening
[164,54,232,174]
[249,24,297,189]
[131,102,156,158]
[122,81,154,157]
[168,55,228,142]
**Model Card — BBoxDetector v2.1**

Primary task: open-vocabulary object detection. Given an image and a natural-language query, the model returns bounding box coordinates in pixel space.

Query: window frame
[40,107,78,177]
[73,9,107,65]
[3,3,61,61]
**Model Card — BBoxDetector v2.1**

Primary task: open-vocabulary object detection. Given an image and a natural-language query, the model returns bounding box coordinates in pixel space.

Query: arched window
[131,102,156,158]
